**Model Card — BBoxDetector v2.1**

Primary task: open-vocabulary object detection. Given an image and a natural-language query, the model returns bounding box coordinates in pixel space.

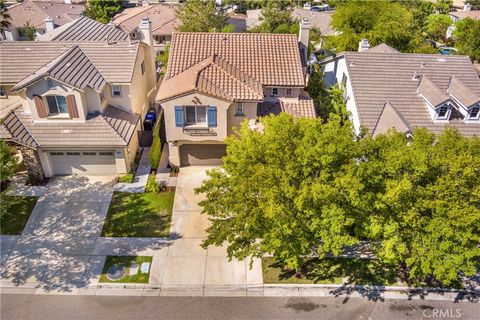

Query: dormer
[447,76,480,122]
[417,75,453,122]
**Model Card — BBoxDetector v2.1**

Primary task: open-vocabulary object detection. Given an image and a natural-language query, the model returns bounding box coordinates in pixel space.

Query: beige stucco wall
[226,102,257,135]
[162,92,232,143]
[263,87,301,101]
[25,79,87,122]
[124,122,141,172]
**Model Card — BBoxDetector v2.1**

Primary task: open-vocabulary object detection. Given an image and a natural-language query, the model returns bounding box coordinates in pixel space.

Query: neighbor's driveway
[1,176,116,291]
[150,166,263,294]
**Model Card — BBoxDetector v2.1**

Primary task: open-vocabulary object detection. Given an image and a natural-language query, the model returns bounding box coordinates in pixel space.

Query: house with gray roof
[321,41,480,137]
[0,20,158,179]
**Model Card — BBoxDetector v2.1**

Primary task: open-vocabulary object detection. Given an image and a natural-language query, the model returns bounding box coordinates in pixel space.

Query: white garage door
[49,151,117,175]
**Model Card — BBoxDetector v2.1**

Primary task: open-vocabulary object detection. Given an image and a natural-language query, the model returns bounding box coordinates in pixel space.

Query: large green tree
[326,0,423,53]
[425,14,452,42]
[0,140,18,182]
[249,1,297,34]
[177,0,232,32]
[466,0,480,9]
[453,17,480,62]
[84,0,122,24]
[197,115,480,285]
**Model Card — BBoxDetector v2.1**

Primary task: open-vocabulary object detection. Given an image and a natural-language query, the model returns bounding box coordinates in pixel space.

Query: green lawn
[101,190,175,237]
[99,256,152,283]
[0,194,38,235]
[262,257,400,286]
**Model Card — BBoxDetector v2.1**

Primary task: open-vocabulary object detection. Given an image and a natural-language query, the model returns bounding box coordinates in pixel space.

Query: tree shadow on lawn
[0,195,38,235]
[101,191,175,238]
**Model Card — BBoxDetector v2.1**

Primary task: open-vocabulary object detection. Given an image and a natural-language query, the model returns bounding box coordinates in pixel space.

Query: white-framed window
[469,106,480,120]
[141,61,145,76]
[99,92,105,101]
[66,152,80,156]
[47,79,54,89]
[185,106,207,125]
[436,105,450,120]
[83,152,97,156]
[341,73,347,88]
[235,103,245,116]
[49,152,64,155]
[111,85,121,97]
[99,151,114,156]
[272,88,278,96]
[286,88,292,96]
[46,95,68,115]
[0,86,6,98]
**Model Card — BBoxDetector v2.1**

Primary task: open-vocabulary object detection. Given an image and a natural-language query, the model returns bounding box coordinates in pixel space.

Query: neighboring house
[112,3,179,54]
[37,16,129,42]
[447,5,480,37]
[321,42,480,138]
[156,20,316,167]
[0,27,158,179]
[2,0,85,41]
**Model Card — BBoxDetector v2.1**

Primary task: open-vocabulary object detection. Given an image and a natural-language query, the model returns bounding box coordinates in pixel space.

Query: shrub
[118,173,134,183]
[149,123,162,170]
[145,174,165,193]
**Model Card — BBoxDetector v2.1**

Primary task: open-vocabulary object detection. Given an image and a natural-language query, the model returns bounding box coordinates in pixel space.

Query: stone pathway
[114,147,151,193]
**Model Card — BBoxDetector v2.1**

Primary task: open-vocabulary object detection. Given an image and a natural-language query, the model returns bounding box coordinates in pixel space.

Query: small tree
[0,140,18,182]
[0,0,12,39]
[453,18,480,62]
[250,1,296,34]
[177,0,230,32]
[84,0,122,24]
[20,21,36,40]
[425,14,452,42]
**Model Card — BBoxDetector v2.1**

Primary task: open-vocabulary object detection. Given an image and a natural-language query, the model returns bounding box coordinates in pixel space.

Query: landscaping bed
[101,189,175,238]
[99,256,152,283]
[262,257,403,286]
[0,194,38,235]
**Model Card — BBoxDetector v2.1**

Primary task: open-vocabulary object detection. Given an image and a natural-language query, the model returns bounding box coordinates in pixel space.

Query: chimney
[139,17,153,47]
[298,19,310,63]
[142,0,150,7]
[463,4,472,11]
[358,39,370,52]
[44,17,54,32]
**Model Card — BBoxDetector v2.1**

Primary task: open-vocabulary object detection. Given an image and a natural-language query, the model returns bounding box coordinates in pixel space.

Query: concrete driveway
[152,167,263,295]
[1,176,116,291]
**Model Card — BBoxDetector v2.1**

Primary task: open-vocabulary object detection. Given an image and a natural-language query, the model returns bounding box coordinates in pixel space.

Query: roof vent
[421,62,426,68]
[61,129,72,134]
[412,71,420,80]
[437,58,447,63]
[25,47,31,51]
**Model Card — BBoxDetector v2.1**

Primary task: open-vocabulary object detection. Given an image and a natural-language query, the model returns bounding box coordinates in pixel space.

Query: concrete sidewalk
[114,147,151,193]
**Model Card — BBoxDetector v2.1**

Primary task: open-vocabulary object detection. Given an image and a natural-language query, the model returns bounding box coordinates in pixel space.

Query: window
[99,151,114,156]
[0,86,6,98]
[47,79,54,89]
[66,152,80,156]
[83,152,97,156]
[286,88,292,96]
[111,85,121,97]
[46,95,68,115]
[50,152,64,155]
[141,61,145,76]
[469,106,480,119]
[99,92,105,101]
[185,106,207,125]
[437,105,449,120]
[235,103,245,116]
[341,73,347,88]
[272,88,278,96]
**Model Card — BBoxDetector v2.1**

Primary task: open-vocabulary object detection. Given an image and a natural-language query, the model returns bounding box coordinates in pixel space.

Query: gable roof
[0,106,139,148]
[157,55,264,102]
[0,42,140,86]
[6,0,84,29]
[373,101,410,137]
[257,91,316,119]
[38,16,129,42]
[112,4,179,36]
[340,51,480,137]
[292,8,335,36]
[417,75,450,108]
[12,45,106,92]
[164,32,305,87]
[365,43,400,54]
[447,76,480,108]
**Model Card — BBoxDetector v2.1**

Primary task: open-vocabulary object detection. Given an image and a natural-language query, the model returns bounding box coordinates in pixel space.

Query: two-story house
[156,20,316,166]
[321,41,480,138]
[0,23,157,180]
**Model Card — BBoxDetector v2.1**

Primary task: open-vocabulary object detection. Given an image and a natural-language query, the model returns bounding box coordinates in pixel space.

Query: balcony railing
[182,125,217,136]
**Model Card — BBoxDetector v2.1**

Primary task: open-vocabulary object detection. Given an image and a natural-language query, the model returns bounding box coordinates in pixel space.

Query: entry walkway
[114,147,151,193]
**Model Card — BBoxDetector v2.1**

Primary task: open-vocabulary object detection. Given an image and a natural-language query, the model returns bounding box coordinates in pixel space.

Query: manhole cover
[106,265,126,281]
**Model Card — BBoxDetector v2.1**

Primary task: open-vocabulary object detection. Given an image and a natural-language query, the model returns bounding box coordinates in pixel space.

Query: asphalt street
[1,294,479,320]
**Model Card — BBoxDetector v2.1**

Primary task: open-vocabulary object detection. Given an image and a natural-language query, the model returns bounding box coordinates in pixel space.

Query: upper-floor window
[141,61,146,76]
[436,105,450,120]
[341,73,347,88]
[235,103,245,116]
[99,92,105,101]
[47,79,54,89]
[272,88,278,96]
[286,88,292,96]
[0,86,6,98]
[469,106,480,120]
[111,85,121,97]
[46,95,68,115]
[185,106,206,125]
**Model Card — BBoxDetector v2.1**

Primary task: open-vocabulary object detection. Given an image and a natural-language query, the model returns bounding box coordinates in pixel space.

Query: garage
[49,150,117,175]
[179,144,226,166]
